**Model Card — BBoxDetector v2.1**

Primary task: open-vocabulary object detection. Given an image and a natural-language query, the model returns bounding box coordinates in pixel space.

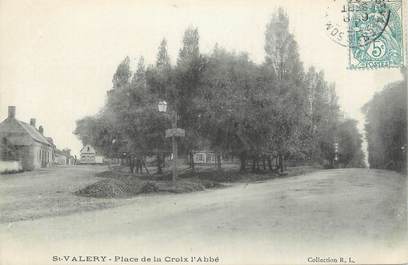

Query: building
[46,137,56,163]
[0,106,54,171]
[54,148,76,165]
[193,150,217,164]
[54,149,68,165]
[62,148,76,165]
[80,144,104,164]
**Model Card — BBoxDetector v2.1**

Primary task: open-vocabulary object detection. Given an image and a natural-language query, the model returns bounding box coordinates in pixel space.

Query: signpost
[168,111,184,184]
[158,101,185,185]
[165,128,185,138]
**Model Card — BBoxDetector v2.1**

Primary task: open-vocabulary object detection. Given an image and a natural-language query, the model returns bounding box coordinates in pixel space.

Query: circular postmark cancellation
[325,0,405,69]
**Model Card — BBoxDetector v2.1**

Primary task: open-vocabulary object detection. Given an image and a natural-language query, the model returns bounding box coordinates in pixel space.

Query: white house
[193,150,217,164]
[80,144,104,164]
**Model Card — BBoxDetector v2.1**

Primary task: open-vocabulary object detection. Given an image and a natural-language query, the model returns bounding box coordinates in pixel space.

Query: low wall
[0,160,22,173]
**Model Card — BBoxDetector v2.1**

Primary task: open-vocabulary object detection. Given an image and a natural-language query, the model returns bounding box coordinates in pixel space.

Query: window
[208,153,215,162]
[195,153,205,162]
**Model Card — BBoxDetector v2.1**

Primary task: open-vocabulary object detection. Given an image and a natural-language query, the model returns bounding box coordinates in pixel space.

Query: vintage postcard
[0,0,407,264]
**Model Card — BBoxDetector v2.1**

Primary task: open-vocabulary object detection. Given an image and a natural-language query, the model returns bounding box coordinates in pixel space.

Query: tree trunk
[252,158,256,172]
[239,152,247,171]
[130,156,135,174]
[278,155,284,173]
[156,153,162,174]
[142,158,151,177]
[190,151,195,171]
[282,156,285,172]
[262,157,266,170]
[267,156,273,171]
[216,152,222,170]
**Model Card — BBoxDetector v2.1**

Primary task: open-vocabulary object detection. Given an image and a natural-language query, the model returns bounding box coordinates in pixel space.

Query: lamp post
[158,101,185,185]
[334,141,339,168]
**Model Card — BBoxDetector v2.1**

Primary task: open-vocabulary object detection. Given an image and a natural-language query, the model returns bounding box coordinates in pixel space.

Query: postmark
[325,0,405,69]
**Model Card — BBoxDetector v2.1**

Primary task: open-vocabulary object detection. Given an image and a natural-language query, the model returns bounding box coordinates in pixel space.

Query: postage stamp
[347,0,405,69]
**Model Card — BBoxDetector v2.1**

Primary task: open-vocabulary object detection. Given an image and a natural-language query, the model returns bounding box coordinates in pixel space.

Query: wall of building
[80,153,96,163]
[30,143,42,170]
[26,143,53,170]
[95,156,104,164]
[0,160,22,173]
[55,154,67,165]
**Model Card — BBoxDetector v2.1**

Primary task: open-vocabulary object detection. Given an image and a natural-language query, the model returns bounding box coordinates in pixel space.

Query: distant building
[62,148,75,165]
[46,137,56,163]
[0,106,53,171]
[54,149,68,165]
[80,144,104,164]
[53,149,75,165]
[193,150,217,164]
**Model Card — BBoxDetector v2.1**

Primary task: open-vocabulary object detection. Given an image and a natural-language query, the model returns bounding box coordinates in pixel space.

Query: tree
[147,39,173,99]
[112,56,131,89]
[76,52,170,173]
[263,7,307,172]
[156,38,171,69]
[264,7,303,80]
[336,119,365,168]
[74,9,351,176]
[131,56,146,90]
[177,26,200,66]
[144,40,175,172]
[173,26,206,156]
[196,47,264,171]
[363,79,407,172]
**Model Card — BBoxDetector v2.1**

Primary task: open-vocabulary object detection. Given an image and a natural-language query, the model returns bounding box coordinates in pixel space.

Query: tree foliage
[336,119,365,168]
[363,78,407,172]
[74,8,365,173]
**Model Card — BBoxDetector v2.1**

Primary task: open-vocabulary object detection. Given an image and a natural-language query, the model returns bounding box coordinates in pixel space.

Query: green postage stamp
[347,0,405,69]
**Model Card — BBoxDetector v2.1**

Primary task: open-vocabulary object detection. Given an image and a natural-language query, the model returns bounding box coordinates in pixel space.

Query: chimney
[8,106,16,119]
[30,118,36,128]
[39,125,44,135]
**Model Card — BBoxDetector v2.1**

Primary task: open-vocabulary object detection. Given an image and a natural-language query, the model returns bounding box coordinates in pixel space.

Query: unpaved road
[0,165,126,223]
[0,168,407,264]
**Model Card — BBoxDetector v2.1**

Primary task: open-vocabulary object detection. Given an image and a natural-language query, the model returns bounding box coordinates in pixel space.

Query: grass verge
[76,166,320,198]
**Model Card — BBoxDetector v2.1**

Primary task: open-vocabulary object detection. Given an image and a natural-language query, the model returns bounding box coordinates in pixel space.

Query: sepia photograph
[0,0,407,264]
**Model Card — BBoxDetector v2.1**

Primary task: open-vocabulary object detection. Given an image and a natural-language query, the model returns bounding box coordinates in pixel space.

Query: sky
[0,0,404,157]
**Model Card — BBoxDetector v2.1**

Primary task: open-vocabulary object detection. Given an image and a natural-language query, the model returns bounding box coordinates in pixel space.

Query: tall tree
[336,119,365,168]
[263,7,307,171]
[112,56,131,89]
[177,26,200,66]
[131,56,146,90]
[174,26,206,155]
[363,79,407,172]
[156,38,171,69]
[264,7,302,80]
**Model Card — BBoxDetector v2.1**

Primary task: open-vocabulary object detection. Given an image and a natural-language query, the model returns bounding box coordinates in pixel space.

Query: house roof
[46,137,55,146]
[55,149,65,155]
[80,144,96,154]
[0,117,51,146]
[17,120,51,146]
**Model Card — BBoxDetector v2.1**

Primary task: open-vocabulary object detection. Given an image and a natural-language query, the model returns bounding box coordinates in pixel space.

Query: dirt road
[0,168,406,264]
[0,165,130,223]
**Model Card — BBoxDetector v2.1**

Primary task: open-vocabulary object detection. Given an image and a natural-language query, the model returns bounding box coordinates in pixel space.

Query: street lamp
[158,101,185,185]
[158,101,167,113]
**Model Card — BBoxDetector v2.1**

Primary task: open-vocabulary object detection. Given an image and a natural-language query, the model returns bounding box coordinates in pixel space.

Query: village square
[0,0,406,264]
